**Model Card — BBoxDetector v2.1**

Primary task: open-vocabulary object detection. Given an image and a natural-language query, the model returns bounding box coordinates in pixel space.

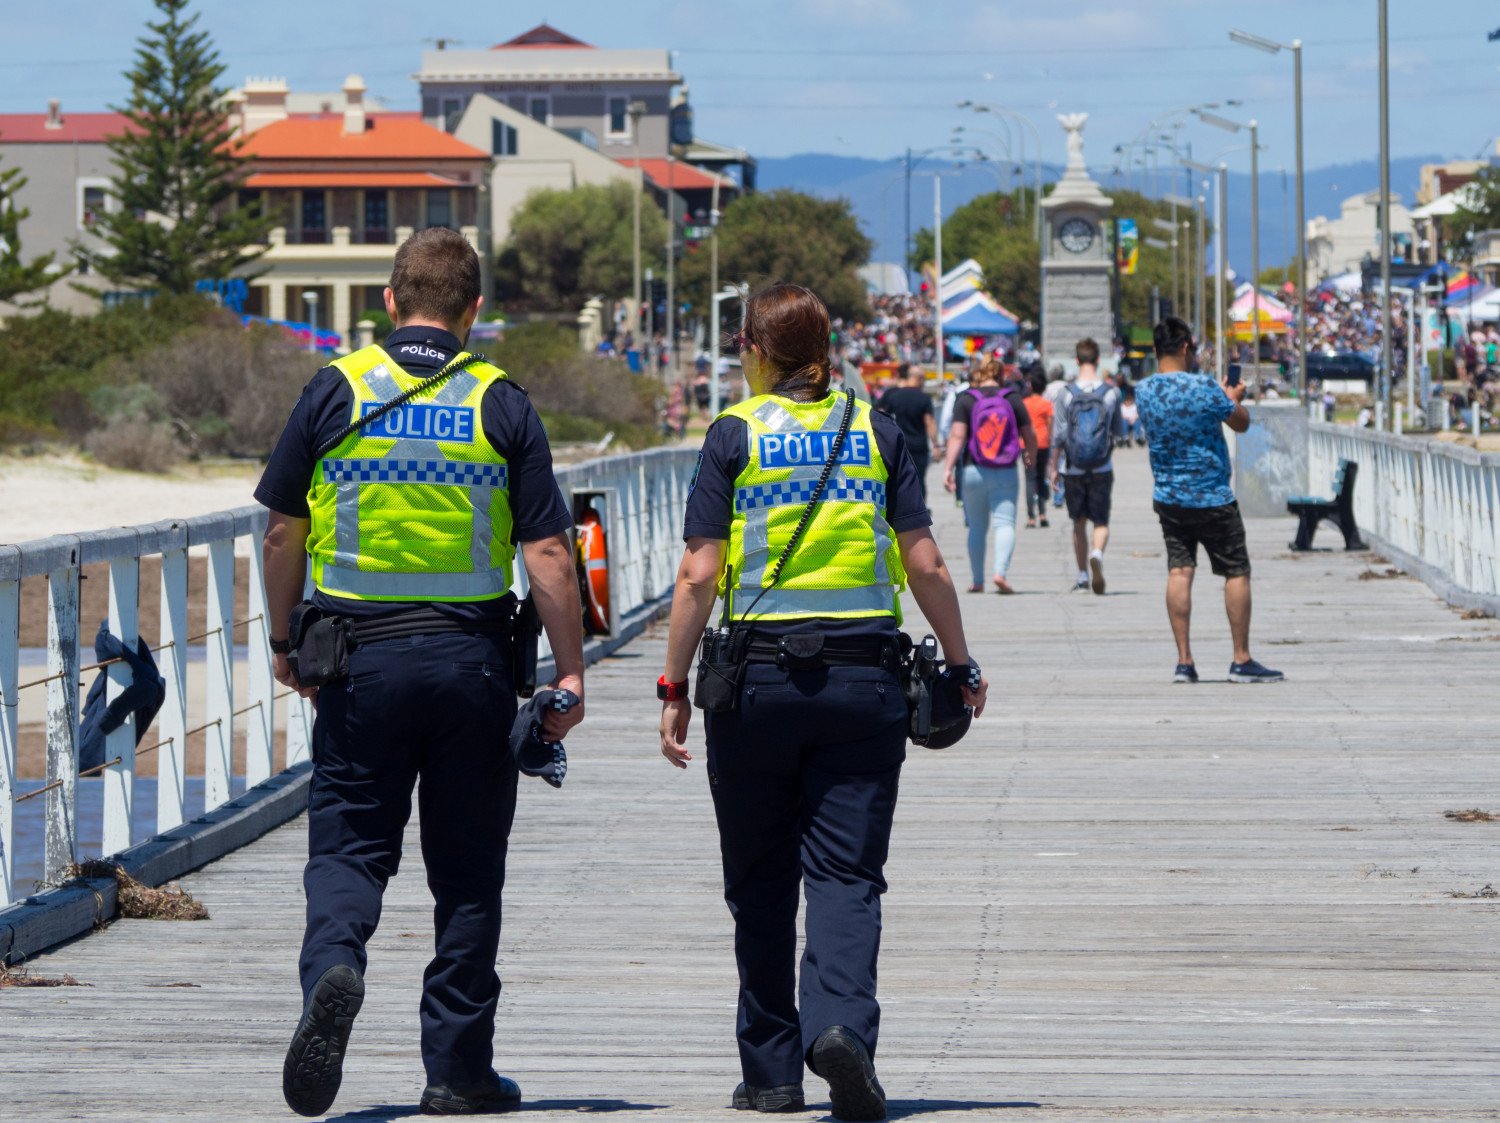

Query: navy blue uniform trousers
[705,662,907,1089]
[299,631,518,1087]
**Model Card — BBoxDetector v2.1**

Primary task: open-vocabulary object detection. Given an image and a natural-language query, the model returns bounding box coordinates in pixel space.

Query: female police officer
[657,283,988,1120]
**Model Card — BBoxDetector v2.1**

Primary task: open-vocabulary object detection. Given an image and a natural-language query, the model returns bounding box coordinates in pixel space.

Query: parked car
[1307,351,1377,382]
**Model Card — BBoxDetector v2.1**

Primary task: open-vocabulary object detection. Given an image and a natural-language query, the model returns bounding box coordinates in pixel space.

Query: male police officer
[256,227,586,1116]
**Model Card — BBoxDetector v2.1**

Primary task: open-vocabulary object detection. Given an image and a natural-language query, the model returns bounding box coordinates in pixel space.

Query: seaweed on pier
[66,861,209,921]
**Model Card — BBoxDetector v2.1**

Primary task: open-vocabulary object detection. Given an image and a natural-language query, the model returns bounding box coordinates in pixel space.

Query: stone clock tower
[1040,113,1114,371]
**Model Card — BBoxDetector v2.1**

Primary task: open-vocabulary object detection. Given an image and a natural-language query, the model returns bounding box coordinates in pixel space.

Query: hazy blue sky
[6,1,1499,180]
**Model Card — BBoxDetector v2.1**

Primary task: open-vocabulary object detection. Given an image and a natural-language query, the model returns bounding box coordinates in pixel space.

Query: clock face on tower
[1058,218,1096,254]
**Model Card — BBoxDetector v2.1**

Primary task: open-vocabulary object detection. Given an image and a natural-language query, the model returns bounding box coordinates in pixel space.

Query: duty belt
[347,605,514,647]
[741,632,901,671]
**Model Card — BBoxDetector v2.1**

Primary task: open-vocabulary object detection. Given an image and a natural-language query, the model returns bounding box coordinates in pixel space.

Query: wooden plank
[5,456,1500,1120]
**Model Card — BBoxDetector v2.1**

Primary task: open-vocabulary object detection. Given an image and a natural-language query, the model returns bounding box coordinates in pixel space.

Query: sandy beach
[1,454,261,546]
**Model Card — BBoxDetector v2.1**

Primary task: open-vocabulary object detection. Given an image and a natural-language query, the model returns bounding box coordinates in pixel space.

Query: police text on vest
[361,402,476,443]
[758,431,871,469]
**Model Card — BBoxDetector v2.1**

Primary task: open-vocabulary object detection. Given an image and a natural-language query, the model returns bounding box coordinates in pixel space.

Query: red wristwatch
[657,675,690,701]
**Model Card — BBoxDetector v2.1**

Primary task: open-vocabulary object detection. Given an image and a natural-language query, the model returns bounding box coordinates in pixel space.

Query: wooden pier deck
[7,450,1500,1121]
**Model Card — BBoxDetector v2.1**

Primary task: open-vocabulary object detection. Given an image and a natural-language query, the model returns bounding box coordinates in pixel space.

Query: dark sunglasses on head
[731,331,752,356]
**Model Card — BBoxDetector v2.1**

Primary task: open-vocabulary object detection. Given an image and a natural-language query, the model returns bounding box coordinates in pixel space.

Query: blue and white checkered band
[758,431,872,469]
[735,477,886,512]
[322,459,509,486]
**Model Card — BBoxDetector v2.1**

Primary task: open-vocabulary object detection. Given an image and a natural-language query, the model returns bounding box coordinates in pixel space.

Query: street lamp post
[904,143,984,291]
[302,289,319,354]
[1231,28,1307,397]
[1184,159,1229,377]
[934,176,945,383]
[959,101,1044,241]
[709,283,748,417]
[1197,111,1264,385]
[628,100,646,336]
[1378,0,1394,429]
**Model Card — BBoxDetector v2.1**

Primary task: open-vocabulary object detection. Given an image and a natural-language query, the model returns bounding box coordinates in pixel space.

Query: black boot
[732,1082,806,1112]
[420,1070,523,1115]
[283,964,365,1117]
[810,1026,886,1121]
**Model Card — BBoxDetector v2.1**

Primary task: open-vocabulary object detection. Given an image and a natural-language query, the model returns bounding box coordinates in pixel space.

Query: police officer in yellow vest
[256,228,585,1117]
[658,284,989,1121]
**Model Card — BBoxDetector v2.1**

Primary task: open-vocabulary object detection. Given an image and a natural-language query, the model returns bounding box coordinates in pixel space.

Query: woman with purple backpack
[941,358,1037,594]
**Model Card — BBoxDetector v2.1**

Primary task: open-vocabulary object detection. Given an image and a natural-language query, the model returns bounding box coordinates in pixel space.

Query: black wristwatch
[270,637,291,655]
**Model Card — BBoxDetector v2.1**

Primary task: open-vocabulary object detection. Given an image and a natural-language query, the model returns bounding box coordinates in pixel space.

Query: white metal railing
[1308,422,1500,598]
[0,446,698,908]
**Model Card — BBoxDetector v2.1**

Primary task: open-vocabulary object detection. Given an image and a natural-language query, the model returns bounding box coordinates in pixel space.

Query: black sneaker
[283,964,365,1117]
[733,1082,806,1112]
[1071,577,1091,592]
[1089,554,1106,595]
[1173,663,1199,684]
[420,1070,522,1115]
[1228,659,1285,684]
[810,1026,886,1122]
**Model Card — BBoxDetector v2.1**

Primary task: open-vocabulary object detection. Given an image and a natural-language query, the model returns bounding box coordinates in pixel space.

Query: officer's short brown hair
[1076,337,1100,366]
[389,227,481,326]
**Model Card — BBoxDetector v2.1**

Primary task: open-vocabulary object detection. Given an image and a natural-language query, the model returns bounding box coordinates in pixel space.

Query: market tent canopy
[942,302,1018,335]
[1231,286,1294,323]
[1444,287,1500,324]
[1317,272,1363,296]
[1410,183,1481,221]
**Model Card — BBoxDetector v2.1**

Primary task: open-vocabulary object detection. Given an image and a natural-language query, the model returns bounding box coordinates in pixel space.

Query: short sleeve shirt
[1134,372,1236,508]
[254,325,572,621]
[951,385,1032,468]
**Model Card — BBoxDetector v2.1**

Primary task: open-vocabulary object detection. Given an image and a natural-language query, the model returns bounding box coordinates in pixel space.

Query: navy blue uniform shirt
[684,396,931,639]
[255,325,572,622]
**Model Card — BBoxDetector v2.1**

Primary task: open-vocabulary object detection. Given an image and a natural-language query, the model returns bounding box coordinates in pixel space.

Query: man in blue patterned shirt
[1135,317,1283,684]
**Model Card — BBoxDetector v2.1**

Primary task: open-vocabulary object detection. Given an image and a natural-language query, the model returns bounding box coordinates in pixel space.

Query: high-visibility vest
[719,390,905,622]
[306,344,515,603]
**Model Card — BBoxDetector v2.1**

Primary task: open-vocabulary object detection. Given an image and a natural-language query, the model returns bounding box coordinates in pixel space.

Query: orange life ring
[576,508,610,634]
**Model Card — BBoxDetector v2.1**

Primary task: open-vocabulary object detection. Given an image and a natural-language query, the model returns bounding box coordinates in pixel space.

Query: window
[363,191,389,243]
[442,97,463,132]
[77,177,112,229]
[300,191,327,243]
[425,189,452,229]
[236,188,263,218]
[491,120,518,157]
[607,96,629,138]
[81,186,107,227]
[528,96,549,124]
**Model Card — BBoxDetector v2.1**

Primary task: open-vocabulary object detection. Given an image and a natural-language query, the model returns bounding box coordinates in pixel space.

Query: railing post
[0,570,18,905]
[101,553,140,858]
[203,538,235,811]
[44,549,81,884]
[157,529,189,833]
[246,521,275,787]
[284,573,314,768]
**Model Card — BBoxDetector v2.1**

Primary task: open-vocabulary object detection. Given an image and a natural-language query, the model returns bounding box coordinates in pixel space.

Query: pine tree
[0,158,59,304]
[85,0,272,293]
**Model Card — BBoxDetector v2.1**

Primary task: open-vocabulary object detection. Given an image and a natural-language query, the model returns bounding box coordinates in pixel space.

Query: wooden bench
[1287,459,1367,551]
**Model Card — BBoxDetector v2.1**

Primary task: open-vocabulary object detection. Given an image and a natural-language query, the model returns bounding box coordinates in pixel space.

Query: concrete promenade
[7,450,1500,1121]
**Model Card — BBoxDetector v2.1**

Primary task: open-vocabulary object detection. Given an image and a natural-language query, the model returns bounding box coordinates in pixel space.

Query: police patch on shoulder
[687,451,704,496]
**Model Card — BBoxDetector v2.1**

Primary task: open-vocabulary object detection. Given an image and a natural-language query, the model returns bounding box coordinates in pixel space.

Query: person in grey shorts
[1135,316,1283,684]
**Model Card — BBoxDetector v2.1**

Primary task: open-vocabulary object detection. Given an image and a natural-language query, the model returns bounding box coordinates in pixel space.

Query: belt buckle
[776,633,825,671]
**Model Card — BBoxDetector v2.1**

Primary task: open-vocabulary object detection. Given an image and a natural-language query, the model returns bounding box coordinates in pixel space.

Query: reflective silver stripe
[731,583,895,618]
[469,483,494,571]
[433,371,480,406]
[319,563,511,599]
[334,480,361,569]
[752,399,801,433]
[361,365,402,401]
[871,510,893,587]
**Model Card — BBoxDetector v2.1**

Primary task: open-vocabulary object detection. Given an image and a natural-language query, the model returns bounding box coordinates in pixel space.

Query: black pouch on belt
[776,632,825,670]
[694,626,748,713]
[286,602,352,688]
[510,594,541,699]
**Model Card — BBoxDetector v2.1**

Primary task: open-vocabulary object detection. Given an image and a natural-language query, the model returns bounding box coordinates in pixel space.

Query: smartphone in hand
[1226,364,1242,388]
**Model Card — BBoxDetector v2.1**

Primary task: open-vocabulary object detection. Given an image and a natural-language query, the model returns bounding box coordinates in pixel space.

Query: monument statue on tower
[1040,111,1115,371]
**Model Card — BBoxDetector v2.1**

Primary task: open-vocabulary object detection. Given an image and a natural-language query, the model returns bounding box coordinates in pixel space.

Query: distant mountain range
[758,153,1448,282]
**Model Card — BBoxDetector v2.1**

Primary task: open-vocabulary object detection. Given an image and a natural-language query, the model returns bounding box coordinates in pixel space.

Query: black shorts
[1064,471,1113,526]
[1154,500,1251,578]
